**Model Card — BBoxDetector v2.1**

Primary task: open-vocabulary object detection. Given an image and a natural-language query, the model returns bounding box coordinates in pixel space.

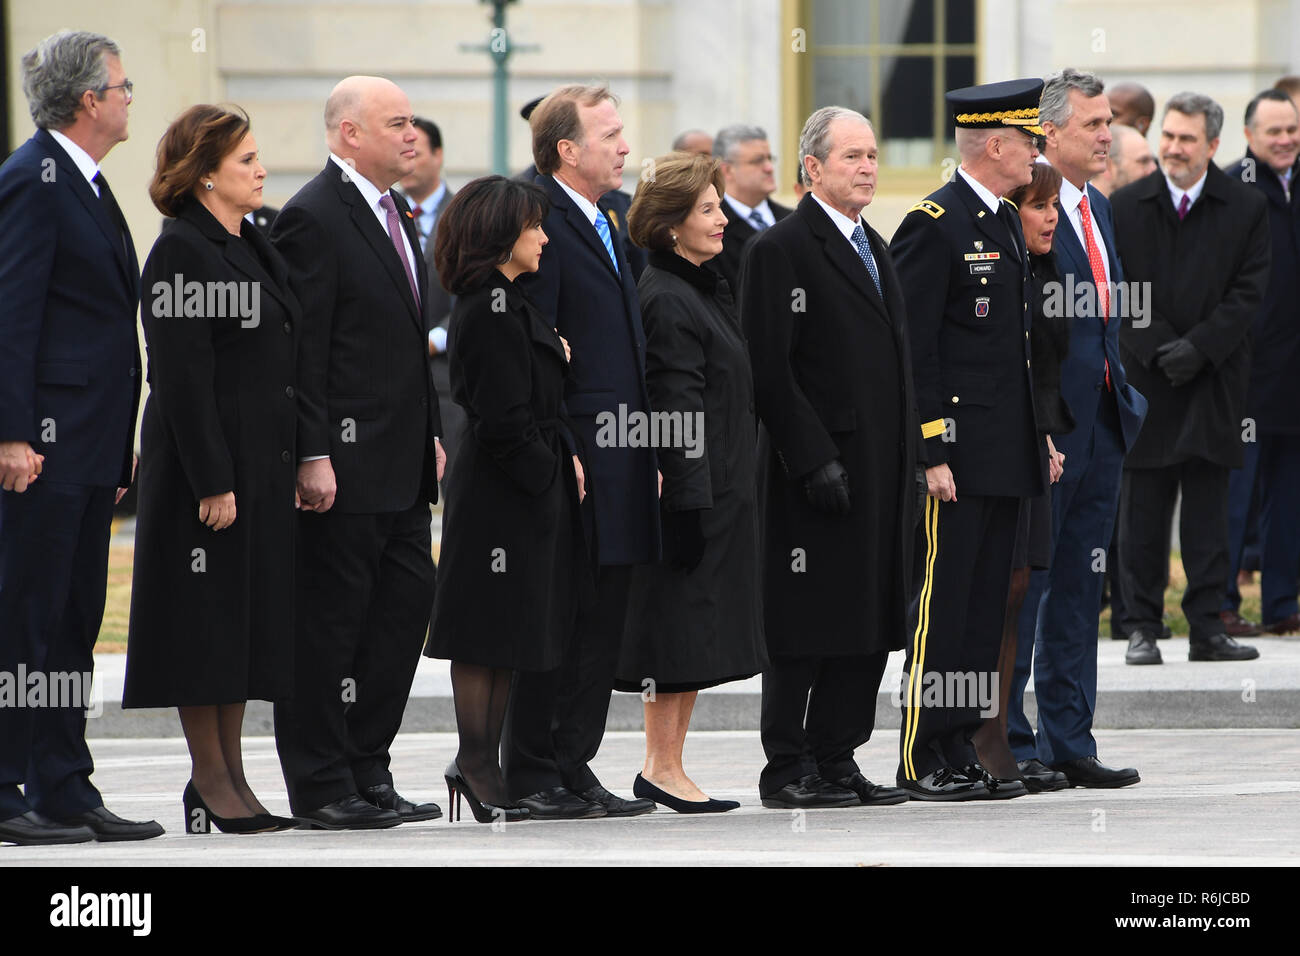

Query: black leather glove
[663,508,705,572]
[1154,338,1206,387]
[803,459,851,515]
[915,466,928,525]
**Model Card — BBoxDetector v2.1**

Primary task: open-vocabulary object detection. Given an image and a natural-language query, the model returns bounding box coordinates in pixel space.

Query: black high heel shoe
[182,781,277,834]
[633,773,739,813]
[444,762,530,824]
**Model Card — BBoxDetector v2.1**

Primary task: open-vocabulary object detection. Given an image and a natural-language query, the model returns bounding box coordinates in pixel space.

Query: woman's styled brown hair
[149,104,251,218]
[433,175,550,294]
[627,152,726,252]
[1006,161,1063,210]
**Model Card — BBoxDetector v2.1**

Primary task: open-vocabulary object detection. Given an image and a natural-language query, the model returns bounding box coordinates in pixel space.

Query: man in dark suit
[398,117,462,478]
[1008,69,1148,790]
[270,75,446,830]
[1221,90,1300,636]
[892,79,1047,801]
[1112,92,1269,665]
[0,30,161,844]
[742,106,915,810]
[710,124,793,295]
[502,85,659,819]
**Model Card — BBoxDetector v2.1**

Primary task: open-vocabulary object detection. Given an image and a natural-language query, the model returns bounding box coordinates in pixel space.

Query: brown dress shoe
[1262,613,1300,636]
[1219,609,1262,637]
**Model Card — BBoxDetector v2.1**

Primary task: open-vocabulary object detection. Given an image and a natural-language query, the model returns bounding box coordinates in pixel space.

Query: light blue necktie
[594,210,620,273]
[850,223,883,297]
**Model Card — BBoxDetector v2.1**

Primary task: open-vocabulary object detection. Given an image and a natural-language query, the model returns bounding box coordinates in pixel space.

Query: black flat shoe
[1016,758,1068,793]
[514,786,606,820]
[0,811,95,845]
[760,774,860,809]
[293,794,403,830]
[56,805,164,842]
[632,774,738,813]
[577,783,655,817]
[1188,633,1259,662]
[1051,755,1140,789]
[361,782,442,822]
[961,764,1028,800]
[444,762,529,823]
[1125,629,1163,665]
[183,781,278,834]
[833,772,908,806]
[896,767,987,801]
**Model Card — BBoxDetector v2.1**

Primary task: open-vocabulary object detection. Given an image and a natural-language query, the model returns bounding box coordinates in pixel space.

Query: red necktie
[1078,194,1111,390]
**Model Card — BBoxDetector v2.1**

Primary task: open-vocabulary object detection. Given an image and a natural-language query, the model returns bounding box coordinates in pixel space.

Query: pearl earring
[203,181,214,191]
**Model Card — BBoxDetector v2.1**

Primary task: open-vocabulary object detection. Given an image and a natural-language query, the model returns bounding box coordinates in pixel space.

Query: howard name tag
[969,261,997,275]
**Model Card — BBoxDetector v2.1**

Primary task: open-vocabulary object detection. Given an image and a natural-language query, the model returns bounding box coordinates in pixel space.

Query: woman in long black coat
[123,106,298,833]
[615,153,767,813]
[425,176,589,822]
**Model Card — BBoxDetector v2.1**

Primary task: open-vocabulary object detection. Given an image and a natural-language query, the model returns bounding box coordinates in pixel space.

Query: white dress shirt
[957,166,1002,215]
[1166,169,1208,216]
[1058,174,1112,284]
[809,191,869,244]
[554,175,601,226]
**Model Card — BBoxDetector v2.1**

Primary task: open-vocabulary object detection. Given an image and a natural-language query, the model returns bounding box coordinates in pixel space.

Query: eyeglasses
[99,80,133,103]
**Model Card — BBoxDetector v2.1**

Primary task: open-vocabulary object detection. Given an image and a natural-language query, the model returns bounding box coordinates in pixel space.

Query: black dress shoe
[833,772,908,806]
[54,805,164,842]
[1189,632,1259,661]
[895,767,986,801]
[515,787,606,819]
[632,774,737,813]
[295,795,403,830]
[360,783,442,822]
[1052,755,1139,789]
[577,783,655,817]
[0,811,95,845]
[1125,629,1163,665]
[1016,758,1068,793]
[961,764,1028,800]
[761,774,861,809]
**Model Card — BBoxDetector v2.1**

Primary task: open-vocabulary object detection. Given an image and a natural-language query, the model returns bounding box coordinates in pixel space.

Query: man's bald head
[1108,82,1155,135]
[324,75,416,190]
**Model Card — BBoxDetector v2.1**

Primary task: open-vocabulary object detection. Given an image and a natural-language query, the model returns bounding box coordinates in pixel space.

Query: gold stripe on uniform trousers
[903,493,940,780]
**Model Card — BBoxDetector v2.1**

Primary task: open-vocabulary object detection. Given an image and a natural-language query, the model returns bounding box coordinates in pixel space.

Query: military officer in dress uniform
[891,79,1046,801]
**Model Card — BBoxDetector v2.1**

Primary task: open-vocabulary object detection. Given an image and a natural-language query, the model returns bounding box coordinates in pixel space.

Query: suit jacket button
[283,321,292,334]
[129,367,136,377]
[280,451,291,463]
[951,395,959,404]
[285,385,295,398]
[420,396,428,407]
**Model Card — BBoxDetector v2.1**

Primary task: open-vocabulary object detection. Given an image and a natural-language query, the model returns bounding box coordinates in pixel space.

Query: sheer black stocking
[450,661,513,806]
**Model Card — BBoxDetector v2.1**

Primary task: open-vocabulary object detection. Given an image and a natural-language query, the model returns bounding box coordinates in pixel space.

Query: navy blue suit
[0,129,141,820]
[502,173,660,798]
[1009,178,1146,765]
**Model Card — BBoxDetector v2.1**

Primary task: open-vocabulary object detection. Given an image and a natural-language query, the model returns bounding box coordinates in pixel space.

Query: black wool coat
[124,200,300,707]
[1112,163,1271,469]
[742,193,922,657]
[709,196,794,299]
[619,251,767,686]
[426,273,590,672]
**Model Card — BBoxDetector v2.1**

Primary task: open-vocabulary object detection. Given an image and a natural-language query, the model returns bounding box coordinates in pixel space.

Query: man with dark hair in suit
[1108,82,1156,138]
[1112,91,1269,666]
[399,116,462,477]
[502,84,659,819]
[1221,89,1300,637]
[0,29,161,844]
[710,124,793,295]
[743,105,914,811]
[270,75,446,830]
[893,79,1049,801]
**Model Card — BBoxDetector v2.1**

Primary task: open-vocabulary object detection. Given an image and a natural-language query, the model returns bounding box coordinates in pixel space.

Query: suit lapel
[333,169,423,329]
[799,195,889,321]
[39,131,135,293]
[951,172,1018,259]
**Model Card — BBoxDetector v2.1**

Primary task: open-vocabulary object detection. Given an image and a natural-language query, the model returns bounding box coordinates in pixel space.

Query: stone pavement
[4,729,1297,865]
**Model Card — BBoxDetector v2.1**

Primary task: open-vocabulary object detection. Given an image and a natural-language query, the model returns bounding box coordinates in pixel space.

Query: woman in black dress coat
[425,176,589,823]
[123,106,299,833]
[615,153,767,813]
[973,160,1074,783]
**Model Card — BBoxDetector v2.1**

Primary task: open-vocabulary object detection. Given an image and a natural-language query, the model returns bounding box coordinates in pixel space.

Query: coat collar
[486,270,567,364]
[795,192,889,319]
[949,170,1022,261]
[537,173,625,281]
[173,198,295,314]
[649,248,725,294]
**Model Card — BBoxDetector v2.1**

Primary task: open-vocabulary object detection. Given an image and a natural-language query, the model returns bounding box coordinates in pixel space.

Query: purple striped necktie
[378,193,420,306]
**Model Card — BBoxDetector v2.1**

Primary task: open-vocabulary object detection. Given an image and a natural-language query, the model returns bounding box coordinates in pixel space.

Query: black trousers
[1119,458,1229,643]
[759,651,889,796]
[899,493,1018,781]
[274,502,435,814]
[503,564,630,799]
[0,481,114,821]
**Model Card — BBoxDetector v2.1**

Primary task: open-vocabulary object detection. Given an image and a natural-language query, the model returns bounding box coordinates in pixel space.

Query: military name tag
[969,262,997,275]
[975,297,990,317]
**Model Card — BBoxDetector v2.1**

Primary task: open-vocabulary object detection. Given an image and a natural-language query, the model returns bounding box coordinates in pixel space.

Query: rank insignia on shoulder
[975,296,990,318]
[908,199,945,219]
